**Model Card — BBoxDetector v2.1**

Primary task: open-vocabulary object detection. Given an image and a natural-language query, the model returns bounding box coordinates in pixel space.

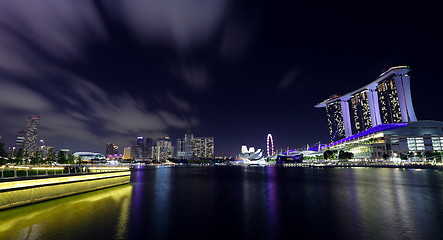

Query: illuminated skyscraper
[122,147,132,160]
[177,138,186,159]
[316,66,417,142]
[136,137,145,158]
[153,136,174,161]
[184,129,194,159]
[377,76,403,124]
[144,138,153,159]
[177,129,214,159]
[24,115,40,155]
[350,91,372,134]
[324,100,346,142]
[193,137,214,159]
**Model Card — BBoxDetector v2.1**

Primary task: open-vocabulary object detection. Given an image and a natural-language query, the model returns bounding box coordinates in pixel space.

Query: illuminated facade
[322,121,443,160]
[350,91,372,133]
[377,77,402,124]
[135,137,145,159]
[239,145,264,161]
[145,138,153,159]
[122,147,132,160]
[325,101,346,142]
[193,137,214,159]
[177,130,214,159]
[316,66,417,142]
[73,152,106,162]
[24,115,40,155]
[153,137,174,161]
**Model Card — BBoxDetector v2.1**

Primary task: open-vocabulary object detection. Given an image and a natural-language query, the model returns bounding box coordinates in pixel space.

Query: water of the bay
[1,166,443,240]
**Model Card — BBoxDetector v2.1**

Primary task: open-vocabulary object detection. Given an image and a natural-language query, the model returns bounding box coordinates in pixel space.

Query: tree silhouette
[323,150,333,160]
[57,151,67,164]
[46,148,56,163]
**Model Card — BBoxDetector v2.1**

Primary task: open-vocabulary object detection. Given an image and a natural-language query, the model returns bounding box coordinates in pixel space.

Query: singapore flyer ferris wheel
[267,134,274,156]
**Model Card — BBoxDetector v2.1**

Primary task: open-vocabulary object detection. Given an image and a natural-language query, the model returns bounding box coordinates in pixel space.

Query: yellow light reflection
[0,184,133,238]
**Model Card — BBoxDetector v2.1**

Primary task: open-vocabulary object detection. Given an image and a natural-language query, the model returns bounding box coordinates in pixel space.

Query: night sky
[0,0,442,156]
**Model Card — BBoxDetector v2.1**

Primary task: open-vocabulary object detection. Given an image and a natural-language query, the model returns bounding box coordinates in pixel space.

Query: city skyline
[0,1,442,156]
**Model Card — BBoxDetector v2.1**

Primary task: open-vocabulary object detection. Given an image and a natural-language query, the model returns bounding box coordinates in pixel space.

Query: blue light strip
[283,123,408,155]
[325,123,408,148]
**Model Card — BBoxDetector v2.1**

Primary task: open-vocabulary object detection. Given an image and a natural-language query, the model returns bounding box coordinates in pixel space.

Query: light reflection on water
[0,184,132,240]
[1,167,443,240]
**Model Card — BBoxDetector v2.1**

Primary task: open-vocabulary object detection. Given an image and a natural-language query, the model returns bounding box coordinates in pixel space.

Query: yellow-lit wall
[0,171,130,210]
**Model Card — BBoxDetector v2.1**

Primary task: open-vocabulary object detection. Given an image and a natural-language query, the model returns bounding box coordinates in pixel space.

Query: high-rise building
[193,137,214,159]
[184,129,194,159]
[177,129,214,159]
[316,66,417,142]
[15,130,26,153]
[377,76,403,124]
[122,147,132,160]
[153,136,174,161]
[177,138,186,159]
[24,115,40,155]
[135,137,145,159]
[145,138,153,159]
[350,91,372,134]
[106,143,119,157]
[131,147,142,159]
[324,100,346,142]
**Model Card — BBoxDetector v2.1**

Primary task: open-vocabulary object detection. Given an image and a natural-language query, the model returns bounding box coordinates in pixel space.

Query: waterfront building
[153,136,174,161]
[177,129,214,159]
[177,138,186,159]
[322,121,443,161]
[15,129,26,153]
[145,138,153,159]
[193,137,214,159]
[106,143,119,157]
[310,66,442,161]
[131,146,142,159]
[122,147,132,160]
[72,152,106,163]
[136,137,145,158]
[239,145,263,160]
[324,99,347,142]
[316,66,417,142]
[24,115,40,155]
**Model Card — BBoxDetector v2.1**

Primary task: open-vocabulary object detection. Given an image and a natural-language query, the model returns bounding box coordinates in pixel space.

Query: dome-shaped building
[73,152,106,163]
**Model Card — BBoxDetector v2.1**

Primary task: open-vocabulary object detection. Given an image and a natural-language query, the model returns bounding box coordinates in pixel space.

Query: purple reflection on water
[266,167,279,234]
[131,168,145,218]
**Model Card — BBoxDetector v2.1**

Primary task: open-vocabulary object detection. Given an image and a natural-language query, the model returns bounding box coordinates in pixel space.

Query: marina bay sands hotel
[314,66,443,160]
[316,66,416,142]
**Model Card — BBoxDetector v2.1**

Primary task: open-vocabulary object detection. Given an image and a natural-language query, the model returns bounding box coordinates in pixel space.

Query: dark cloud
[0,0,284,156]
[174,61,212,91]
[118,0,228,52]
[0,0,218,151]
[0,73,195,151]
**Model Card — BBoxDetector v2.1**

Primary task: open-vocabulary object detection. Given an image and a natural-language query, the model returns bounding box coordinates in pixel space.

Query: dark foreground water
[1,166,443,240]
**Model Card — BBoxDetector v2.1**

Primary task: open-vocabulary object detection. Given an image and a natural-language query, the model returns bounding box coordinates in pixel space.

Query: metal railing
[0,165,130,179]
